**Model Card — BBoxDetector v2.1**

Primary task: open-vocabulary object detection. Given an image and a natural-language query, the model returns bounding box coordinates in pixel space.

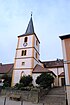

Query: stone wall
[1,87,66,105]
[1,88,49,104]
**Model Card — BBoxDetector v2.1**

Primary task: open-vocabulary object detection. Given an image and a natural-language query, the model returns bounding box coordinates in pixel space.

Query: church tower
[12,15,40,86]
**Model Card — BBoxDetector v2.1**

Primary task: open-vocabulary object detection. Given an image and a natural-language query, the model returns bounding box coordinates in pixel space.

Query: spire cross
[31,12,33,17]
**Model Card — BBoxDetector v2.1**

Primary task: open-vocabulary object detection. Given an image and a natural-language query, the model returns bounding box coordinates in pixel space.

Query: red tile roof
[41,59,64,68]
[32,64,47,73]
[0,63,14,74]
[32,64,56,76]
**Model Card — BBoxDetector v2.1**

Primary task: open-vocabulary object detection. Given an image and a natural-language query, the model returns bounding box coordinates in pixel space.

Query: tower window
[22,62,25,65]
[24,37,28,42]
[21,50,27,56]
[36,52,38,59]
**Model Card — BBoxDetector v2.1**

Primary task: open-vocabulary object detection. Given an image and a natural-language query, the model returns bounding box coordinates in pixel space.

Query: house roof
[41,59,64,68]
[0,63,14,74]
[59,34,70,40]
[32,64,47,73]
[32,64,56,76]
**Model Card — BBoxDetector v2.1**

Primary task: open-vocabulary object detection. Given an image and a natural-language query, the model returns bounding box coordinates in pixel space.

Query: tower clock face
[23,42,27,47]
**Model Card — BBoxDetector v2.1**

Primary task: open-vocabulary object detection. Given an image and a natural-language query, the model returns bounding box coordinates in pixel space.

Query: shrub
[36,73,54,88]
[1,74,12,87]
[20,75,33,87]
[3,82,10,89]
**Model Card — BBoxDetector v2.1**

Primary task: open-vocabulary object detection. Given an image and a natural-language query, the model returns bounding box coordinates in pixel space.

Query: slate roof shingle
[25,16,34,35]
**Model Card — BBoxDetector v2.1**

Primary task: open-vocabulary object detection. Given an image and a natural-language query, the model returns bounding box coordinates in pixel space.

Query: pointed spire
[31,11,32,17]
[25,14,35,35]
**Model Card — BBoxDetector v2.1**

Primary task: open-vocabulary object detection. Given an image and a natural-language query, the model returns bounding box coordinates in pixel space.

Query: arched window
[24,37,28,42]
[21,71,24,77]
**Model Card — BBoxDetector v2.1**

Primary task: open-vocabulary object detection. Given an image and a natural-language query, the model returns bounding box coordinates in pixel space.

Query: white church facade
[11,15,64,87]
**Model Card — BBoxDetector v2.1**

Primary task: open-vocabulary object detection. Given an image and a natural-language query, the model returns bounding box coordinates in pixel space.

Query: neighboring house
[0,63,14,77]
[0,63,14,86]
[59,34,70,105]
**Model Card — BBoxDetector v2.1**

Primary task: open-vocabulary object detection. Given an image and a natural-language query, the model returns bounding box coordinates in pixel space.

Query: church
[0,15,70,104]
[11,15,65,87]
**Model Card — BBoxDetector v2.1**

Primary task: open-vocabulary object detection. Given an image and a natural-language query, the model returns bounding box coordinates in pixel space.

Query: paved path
[0,96,43,105]
[0,96,21,105]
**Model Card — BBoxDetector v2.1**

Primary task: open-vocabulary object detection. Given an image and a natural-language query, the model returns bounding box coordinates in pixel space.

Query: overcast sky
[0,0,70,64]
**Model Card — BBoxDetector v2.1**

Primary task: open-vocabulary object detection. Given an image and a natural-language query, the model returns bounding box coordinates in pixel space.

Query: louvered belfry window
[21,50,27,56]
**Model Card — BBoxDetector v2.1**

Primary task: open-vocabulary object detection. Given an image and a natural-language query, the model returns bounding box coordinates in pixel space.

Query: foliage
[15,83,24,89]
[14,83,31,90]
[19,75,33,87]
[3,82,10,88]
[14,75,33,90]
[1,74,12,87]
[36,73,54,88]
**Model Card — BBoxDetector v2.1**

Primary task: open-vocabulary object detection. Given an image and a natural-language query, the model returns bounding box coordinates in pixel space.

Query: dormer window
[24,37,28,43]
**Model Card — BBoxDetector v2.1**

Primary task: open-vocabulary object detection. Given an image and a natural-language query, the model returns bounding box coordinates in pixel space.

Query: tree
[20,75,33,87]
[1,74,12,87]
[36,73,54,88]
